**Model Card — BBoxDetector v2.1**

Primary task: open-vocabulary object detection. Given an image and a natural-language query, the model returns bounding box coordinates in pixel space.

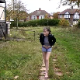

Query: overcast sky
[1,0,78,14]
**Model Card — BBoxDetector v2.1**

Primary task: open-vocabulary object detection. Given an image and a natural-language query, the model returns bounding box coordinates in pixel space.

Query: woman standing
[40,27,56,78]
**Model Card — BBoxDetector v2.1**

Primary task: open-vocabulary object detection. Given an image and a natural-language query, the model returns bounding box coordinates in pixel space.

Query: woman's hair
[43,27,51,34]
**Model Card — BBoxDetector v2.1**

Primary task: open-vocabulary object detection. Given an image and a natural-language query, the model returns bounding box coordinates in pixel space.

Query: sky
[1,0,78,14]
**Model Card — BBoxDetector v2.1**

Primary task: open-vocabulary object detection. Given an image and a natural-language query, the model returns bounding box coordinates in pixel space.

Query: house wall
[73,21,78,25]
[30,15,45,20]
[0,7,5,20]
[58,14,80,25]
[58,15,64,19]
[31,15,37,20]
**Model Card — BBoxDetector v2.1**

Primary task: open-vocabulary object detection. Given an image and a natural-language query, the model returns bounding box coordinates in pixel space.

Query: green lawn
[0,27,80,80]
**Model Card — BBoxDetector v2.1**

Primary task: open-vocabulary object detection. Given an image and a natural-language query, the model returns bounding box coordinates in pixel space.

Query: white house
[58,9,80,25]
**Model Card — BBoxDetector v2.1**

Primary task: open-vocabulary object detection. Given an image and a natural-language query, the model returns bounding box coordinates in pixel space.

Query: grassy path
[0,27,80,80]
[48,27,80,80]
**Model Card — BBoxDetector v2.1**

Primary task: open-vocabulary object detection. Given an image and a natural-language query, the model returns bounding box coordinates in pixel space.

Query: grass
[49,27,80,80]
[0,26,80,80]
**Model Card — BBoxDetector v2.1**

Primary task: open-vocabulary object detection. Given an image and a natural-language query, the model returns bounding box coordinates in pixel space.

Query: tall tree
[53,12,60,19]
[60,0,80,8]
[6,0,28,29]
[45,14,49,19]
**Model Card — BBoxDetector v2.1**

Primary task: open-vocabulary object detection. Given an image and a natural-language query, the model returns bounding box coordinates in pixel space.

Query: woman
[40,27,56,78]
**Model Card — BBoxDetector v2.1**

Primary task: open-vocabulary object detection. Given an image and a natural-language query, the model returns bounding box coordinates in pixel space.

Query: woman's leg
[42,52,46,67]
[45,52,51,77]
[42,58,45,67]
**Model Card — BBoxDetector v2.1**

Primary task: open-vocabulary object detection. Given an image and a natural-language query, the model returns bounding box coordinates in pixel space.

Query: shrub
[77,20,80,28]
[10,21,17,27]
[59,18,70,27]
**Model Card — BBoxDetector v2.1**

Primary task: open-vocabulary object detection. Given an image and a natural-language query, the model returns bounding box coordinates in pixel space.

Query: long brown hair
[43,27,51,34]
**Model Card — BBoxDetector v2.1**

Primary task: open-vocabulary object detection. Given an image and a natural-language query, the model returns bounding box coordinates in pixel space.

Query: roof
[29,8,50,16]
[0,0,5,3]
[59,9,80,15]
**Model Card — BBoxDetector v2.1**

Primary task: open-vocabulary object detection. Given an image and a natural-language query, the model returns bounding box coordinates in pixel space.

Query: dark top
[39,33,56,47]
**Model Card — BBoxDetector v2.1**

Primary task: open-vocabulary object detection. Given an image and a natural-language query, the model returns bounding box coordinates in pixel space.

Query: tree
[59,18,70,27]
[6,10,10,21]
[45,14,49,19]
[60,0,80,8]
[6,0,28,29]
[49,0,80,7]
[53,12,60,19]
[18,11,28,21]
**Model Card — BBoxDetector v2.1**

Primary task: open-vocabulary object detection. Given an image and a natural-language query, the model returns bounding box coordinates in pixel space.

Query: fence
[9,27,41,41]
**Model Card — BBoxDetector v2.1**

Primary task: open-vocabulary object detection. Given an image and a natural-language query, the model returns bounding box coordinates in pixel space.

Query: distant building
[58,9,80,25]
[29,8,50,20]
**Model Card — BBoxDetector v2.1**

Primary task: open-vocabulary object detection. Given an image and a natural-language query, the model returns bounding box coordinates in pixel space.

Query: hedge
[11,19,60,27]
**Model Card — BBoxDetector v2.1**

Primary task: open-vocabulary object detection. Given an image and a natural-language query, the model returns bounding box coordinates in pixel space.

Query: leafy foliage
[6,0,28,21]
[60,0,80,7]
[53,12,60,19]
[45,14,49,19]
[59,18,70,27]
[77,19,80,28]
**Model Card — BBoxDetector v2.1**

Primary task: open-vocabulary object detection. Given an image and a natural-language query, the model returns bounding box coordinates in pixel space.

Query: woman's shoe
[45,75,48,79]
[45,73,48,78]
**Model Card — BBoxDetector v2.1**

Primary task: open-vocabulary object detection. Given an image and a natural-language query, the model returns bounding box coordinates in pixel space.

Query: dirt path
[39,54,63,80]
[39,64,50,80]
[53,55,63,77]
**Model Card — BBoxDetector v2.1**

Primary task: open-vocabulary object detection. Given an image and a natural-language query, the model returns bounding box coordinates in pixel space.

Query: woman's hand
[43,45,51,49]
[46,46,51,49]
[43,45,46,48]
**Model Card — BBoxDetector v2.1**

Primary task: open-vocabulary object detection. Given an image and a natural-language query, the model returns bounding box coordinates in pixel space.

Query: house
[58,9,80,25]
[29,8,50,20]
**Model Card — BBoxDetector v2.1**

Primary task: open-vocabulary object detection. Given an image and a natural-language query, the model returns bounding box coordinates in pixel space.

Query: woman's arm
[51,35,56,46]
[39,33,44,45]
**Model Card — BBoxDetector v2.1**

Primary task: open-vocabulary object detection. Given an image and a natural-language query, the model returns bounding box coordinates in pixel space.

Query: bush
[77,20,80,28]
[10,19,60,27]
[10,21,17,27]
[59,18,70,27]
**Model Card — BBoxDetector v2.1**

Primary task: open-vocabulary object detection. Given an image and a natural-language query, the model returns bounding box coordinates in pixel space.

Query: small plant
[0,70,14,79]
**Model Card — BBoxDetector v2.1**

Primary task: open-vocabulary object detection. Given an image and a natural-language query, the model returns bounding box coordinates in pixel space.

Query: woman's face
[43,29,49,36]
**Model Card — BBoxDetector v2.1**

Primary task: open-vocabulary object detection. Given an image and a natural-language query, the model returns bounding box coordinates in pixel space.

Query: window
[39,15,44,19]
[31,15,37,20]
[64,12,70,18]
[74,12,79,19]
[41,16,42,19]
[34,16,35,20]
